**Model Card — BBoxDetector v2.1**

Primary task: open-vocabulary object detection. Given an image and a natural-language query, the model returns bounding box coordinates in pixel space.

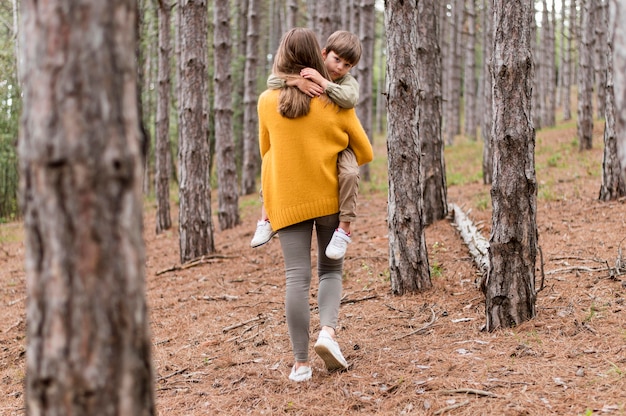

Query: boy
[251,30,364,260]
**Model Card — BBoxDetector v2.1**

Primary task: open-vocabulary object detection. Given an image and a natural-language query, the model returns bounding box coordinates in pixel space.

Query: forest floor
[1,121,626,415]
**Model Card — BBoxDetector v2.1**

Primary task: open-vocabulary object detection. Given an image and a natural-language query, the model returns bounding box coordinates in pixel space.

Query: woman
[258,28,373,382]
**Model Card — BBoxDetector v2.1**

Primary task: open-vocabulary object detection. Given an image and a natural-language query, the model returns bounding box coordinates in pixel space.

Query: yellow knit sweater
[258,89,373,231]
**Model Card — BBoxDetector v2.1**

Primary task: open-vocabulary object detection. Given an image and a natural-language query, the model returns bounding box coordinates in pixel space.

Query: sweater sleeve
[267,73,286,89]
[325,74,359,109]
[258,92,271,158]
[342,108,373,166]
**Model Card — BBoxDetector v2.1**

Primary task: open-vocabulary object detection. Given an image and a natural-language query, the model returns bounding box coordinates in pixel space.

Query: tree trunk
[241,0,261,195]
[286,0,298,28]
[357,0,375,183]
[445,0,463,145]
[18,0,155,413]
[418,0,447,226]
[316,0,334,44]
[463,0,477,141]
[578,0,595,151]
[595,0,608,119]
[385,0,431,295]
[531,14,543,130]
[600,1,626,200]
[155,0,172,234]
[612,0,626,185]
[214,0,240,230]
[562,0,573,121]
[486,0,537,332]
[178,0,215,262]
[481,0,494,185]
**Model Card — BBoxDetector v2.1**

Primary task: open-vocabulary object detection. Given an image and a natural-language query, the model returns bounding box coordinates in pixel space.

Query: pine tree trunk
[486,0,537,332]
[562,0,573,121]
[18,1,154,413]
[463,0,477,141]
[357,0,375,183]
[287,0,298,28]
[482,0,494,185]
[241,0,261,195]
[595,0,608,119]
[178,0,215,262]
[156,0,172,234]
[214,0,240,230]
[578,0,595,151]
[612,0,626,184]
[419,0,447,226]
[601,0,626,199]
[385,0,431,295]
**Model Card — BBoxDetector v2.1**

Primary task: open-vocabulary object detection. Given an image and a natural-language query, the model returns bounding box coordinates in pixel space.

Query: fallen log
[449,203,490,291]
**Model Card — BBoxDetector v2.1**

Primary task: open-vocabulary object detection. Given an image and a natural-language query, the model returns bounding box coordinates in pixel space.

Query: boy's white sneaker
[250,220,276,248]
[314,330,348,371]
[325,228,351,259]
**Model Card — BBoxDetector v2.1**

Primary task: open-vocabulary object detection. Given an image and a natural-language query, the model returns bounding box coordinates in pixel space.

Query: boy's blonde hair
[324,31,362,67]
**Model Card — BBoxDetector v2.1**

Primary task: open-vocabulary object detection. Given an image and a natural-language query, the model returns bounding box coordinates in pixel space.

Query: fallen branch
[433,400,470,415]
[156,254,236,275]
[393,307,436,340]
[222,314,265,333]
[340,294,378,305]
[202,294,239,302]
[439,388,499,398]
[157,367,189,382]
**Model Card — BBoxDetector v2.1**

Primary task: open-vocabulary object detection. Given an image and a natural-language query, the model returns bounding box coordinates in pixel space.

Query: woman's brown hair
[272,28,331,118]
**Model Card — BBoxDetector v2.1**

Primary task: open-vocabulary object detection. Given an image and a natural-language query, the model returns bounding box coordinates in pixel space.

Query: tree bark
[178,0,215,262]
[578,0,595,151]
[214,0,240,230]
[481,0,494,185]
[418,0,447,226]
[385,0,431,295]
[612,0,626,185]
[486,0,537,332]
[463,0,477,141]
[155,0,172,234]
[357,0,375,183]
[599,22,626,200]
[241,0,261,195]
[18,0,154,413]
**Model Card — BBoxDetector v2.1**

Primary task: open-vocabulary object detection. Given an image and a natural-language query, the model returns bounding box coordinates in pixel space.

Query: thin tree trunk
[595,0,608,119]
[599,22,626,200]
[155,0,172,234]
[357,0,375,183]
[612,0,626,184]
[464,0,477,141]
[486,0,537,332]
[214,0,240,230]
[419,0,447,226]
[385,0,432,295]
[482,0,494,185]
[286,0,298,28]
[18,0,154,413]
[578,0,595,151]
[178,0,215,262]
[562,0,573,121]
[241,0,261,195]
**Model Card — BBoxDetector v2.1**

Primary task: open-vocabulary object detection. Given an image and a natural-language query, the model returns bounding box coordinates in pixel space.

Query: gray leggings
[277,214,343,363]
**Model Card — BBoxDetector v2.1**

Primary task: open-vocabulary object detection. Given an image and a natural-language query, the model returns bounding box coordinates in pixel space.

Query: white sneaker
[288,365,312,382]
[250,220,276,248]
[325,229,352,259]
[314,330,348,371]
